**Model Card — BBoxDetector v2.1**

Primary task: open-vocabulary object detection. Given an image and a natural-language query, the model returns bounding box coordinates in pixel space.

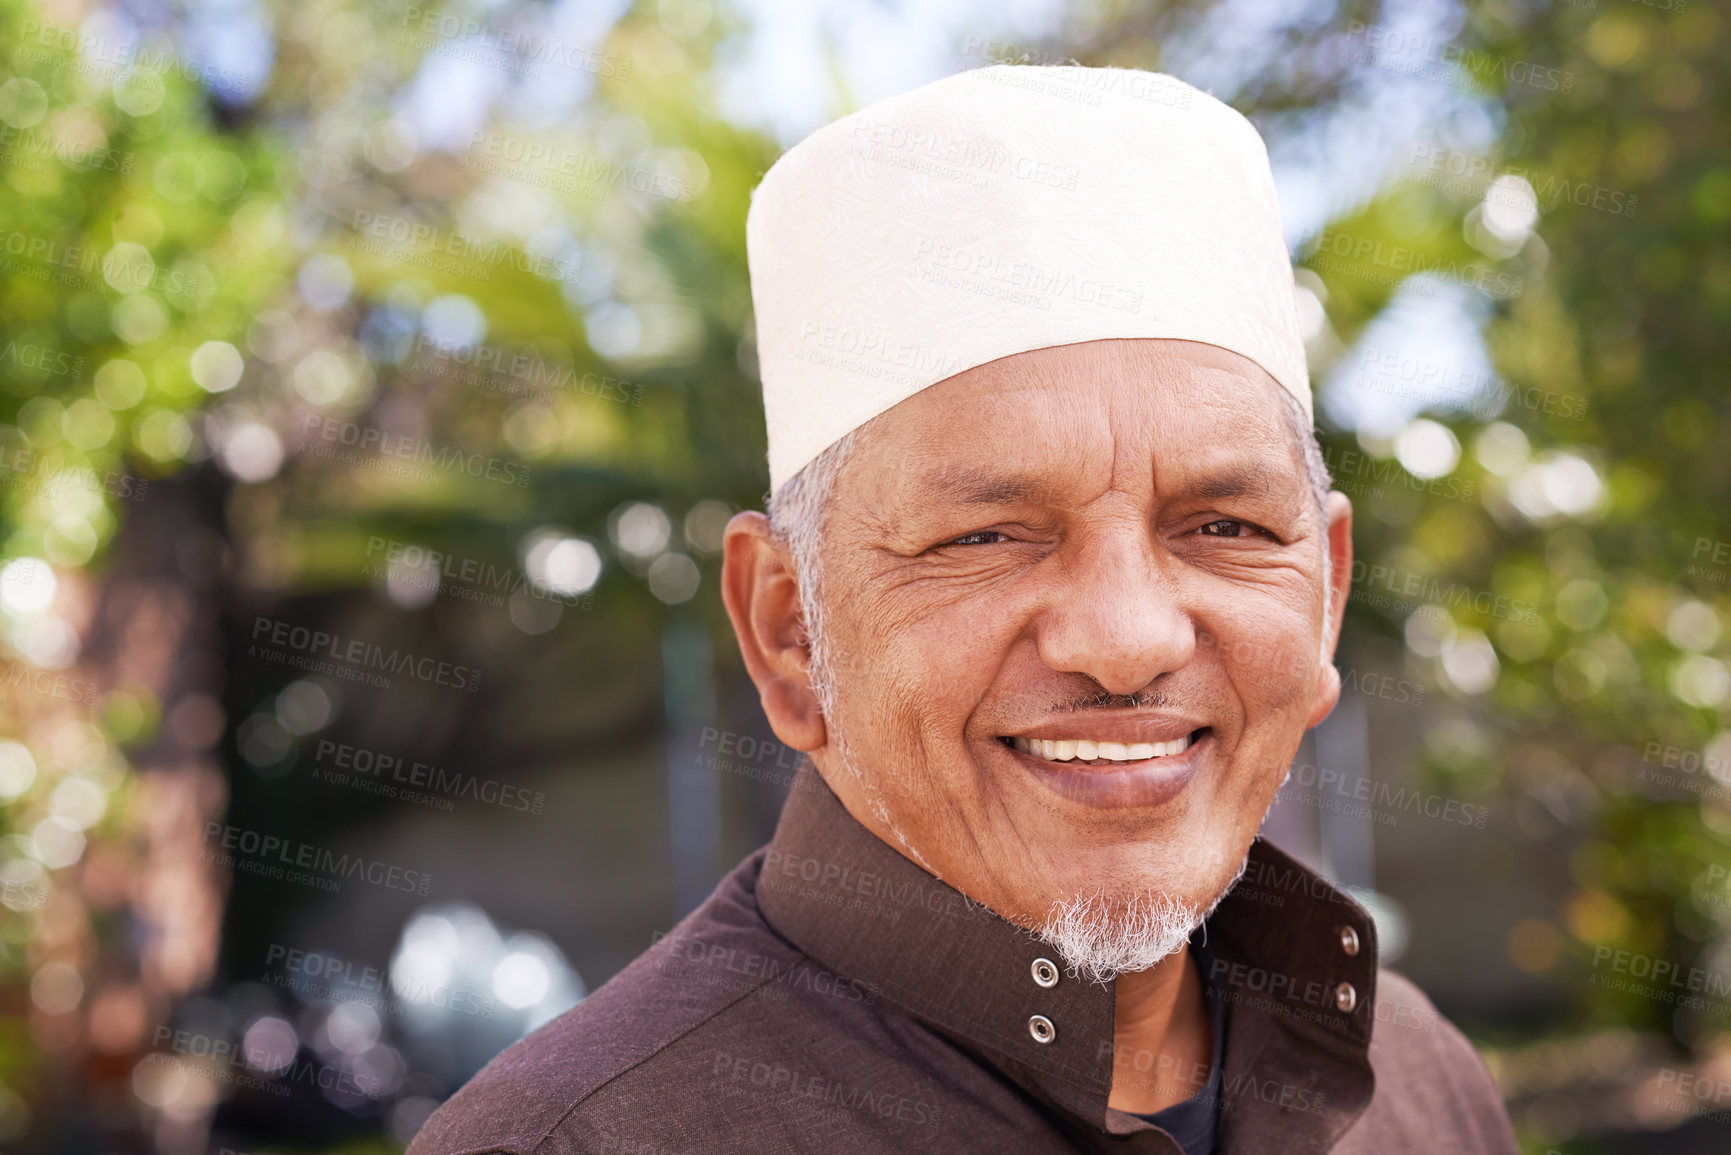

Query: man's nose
[1033,528,1196,697]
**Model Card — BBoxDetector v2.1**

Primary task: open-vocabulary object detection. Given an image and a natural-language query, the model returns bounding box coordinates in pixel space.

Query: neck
[1107,943,1213,1114]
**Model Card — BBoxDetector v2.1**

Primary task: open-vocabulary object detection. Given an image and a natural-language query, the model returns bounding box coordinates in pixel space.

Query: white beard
[1038,855,1249,984]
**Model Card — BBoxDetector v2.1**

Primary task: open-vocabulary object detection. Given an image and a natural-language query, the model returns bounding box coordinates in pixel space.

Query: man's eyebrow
[906,462,1299,506]
[916,468,1055,506]
[1181,462,1289,502]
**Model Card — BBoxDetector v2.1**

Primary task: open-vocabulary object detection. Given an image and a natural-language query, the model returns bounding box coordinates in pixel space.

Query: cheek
[827,586,1012,745]
[1212,604,1321,719]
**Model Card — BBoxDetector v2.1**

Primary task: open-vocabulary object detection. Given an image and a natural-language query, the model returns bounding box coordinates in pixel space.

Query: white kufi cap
[747,65,1308,493]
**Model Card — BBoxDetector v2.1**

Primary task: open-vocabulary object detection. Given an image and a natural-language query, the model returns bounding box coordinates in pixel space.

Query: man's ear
[1306,490,1354,730]
[720,511,828,751]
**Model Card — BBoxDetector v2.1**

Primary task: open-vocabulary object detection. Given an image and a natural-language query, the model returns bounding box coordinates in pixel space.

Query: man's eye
[1197,519,1255,538]
[944,530,1009,546]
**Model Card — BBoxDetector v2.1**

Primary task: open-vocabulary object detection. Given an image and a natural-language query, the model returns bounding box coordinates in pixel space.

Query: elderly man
[413,66,1517,1154]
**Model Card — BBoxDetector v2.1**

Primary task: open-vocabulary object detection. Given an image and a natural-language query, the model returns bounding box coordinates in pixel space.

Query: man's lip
[999,719,1210,746]
[1002,729,1212,809]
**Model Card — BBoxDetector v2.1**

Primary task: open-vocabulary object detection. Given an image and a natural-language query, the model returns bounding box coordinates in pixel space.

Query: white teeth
[1012,733,1197,763]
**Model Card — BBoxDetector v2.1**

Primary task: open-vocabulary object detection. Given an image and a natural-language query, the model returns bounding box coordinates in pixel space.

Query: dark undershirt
[1132,930,1228,1155]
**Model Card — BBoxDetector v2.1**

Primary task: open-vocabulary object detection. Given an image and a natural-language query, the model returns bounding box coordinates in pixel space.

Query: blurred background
[0,0,1726,1150]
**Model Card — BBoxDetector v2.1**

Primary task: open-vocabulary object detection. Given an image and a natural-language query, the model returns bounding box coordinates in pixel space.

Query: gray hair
[766,426,863,717]
[767,389,1335,709]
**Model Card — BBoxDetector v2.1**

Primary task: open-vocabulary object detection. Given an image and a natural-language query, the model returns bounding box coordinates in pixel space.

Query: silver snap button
[1028,1014,1056,1044]
[1339,926,1360,957]
[1031,957,1060,988]
[1335,982,1357,1013]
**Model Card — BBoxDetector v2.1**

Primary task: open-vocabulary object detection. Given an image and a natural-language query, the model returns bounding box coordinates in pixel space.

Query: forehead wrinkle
[1139,361,1307,504]
[887,372,1112,513]
[849,338,1307,525]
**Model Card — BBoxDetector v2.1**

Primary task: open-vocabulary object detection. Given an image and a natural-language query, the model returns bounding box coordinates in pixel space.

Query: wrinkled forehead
[837,339,1307,513]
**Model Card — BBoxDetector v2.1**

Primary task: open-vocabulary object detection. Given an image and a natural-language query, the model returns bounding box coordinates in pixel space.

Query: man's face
[733,338,1351,934]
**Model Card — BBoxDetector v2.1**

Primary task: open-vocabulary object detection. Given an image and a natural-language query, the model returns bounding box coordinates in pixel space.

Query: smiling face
[723,337,1352,953]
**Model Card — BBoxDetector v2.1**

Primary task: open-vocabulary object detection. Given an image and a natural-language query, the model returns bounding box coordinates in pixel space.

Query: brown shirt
[411,762,1517,1154]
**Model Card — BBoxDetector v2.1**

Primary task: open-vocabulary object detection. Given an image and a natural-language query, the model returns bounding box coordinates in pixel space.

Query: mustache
[1051,687,1168,712]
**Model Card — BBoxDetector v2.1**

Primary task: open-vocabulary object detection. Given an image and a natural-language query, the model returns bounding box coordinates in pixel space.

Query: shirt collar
[756,759,1380,1145]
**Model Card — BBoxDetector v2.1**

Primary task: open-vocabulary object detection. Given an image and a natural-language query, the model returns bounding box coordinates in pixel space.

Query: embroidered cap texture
[746,65,1311,492]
